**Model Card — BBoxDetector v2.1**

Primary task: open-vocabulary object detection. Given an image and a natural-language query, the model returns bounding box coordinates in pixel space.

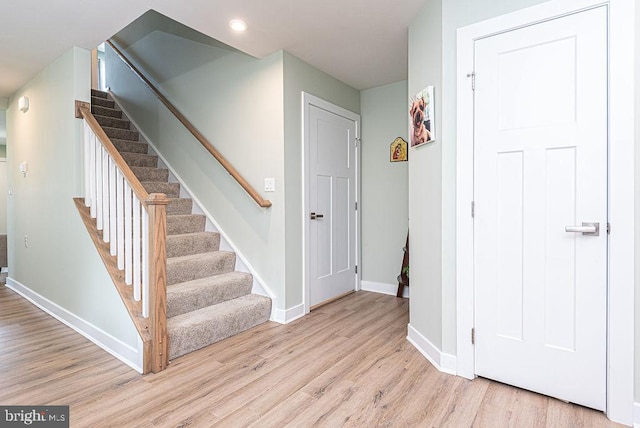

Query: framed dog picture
[409,86,435,147]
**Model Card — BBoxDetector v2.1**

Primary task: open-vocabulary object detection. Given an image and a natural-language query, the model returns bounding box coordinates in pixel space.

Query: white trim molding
[5,278,143,373]
[455,0,635,425]
[634,402,640,428]
[407,324,456,375]
[361,280,409,298]
[272,303,305,324]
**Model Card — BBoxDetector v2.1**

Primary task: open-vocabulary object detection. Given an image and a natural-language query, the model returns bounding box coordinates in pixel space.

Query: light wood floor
[0,285,622,427]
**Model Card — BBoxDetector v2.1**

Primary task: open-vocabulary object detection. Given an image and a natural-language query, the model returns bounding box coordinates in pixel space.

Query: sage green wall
[106,33,287,309]
[408,0,443,349]
[360,81,408,286]
[0,146,6,157]
[6,47,138,348]
[282,52,360,308]
[408,0,554,355]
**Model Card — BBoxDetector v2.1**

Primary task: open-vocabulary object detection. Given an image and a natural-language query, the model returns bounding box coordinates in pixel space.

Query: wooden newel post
[146,193,170,373]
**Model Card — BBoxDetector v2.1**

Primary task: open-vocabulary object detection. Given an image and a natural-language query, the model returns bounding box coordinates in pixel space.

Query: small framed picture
[390,137,408,162]
[409,86,435,147]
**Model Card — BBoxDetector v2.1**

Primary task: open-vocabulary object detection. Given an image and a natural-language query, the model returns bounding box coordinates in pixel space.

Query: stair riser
[121,153,158,168]
[166,233,220,258]
[95,115,130,130]
[92,106,122,119]
[91,89,108,99]
[167,199,193,216]
[167,215,205,235]
[112,139,148,155]
[104,127,139,141]
[166,272,252,318]
[91,96,115,108]
[131,167,168,182]
[168,295,271,359]
[166,253,235,285]
[142,182,180,198]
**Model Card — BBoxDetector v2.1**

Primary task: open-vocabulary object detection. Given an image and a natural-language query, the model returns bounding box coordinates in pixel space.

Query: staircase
[90,89,272,361]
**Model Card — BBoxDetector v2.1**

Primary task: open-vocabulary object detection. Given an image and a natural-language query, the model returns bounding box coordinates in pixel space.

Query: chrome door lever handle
[565,222,599,236]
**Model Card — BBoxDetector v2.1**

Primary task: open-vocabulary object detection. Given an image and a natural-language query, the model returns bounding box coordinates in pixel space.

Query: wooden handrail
[79,105,151,204]
[106,39,272,209]
[78,104,170,373]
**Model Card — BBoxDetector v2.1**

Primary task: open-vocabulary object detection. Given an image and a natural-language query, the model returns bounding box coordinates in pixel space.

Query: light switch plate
[264,178,275,192]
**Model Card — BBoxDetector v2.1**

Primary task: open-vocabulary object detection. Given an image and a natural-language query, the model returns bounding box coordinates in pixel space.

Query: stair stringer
[109,91,278,322]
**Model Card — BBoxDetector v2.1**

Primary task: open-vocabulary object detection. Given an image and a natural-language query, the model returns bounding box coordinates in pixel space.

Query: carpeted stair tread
[130,166,168,182]
[167,271,253,318]
[91,96,115,108]
[87,90,273,363]
[103,126,139,141]
[167,232,220,258]
[112,139,148,154]
[91,89,108,98]
[91,105,122,119]
[142,181,180,198]
[94,115,130,130]
[121,152,158,168]
[168,294,271,359]
[167,214,206,235]
[167,251,235,285]
[167,198,193,216]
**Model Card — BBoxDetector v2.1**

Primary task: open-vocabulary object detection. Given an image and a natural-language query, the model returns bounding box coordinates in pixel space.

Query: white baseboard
[361,280,409,298]
[633,401,640,428]
[272,303,305,324]
[5,278,143,373]
[407,323,456,375]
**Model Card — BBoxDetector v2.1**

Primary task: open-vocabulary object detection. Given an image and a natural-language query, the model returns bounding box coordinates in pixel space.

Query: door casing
[302,92,361,314]
[455,0,635,424]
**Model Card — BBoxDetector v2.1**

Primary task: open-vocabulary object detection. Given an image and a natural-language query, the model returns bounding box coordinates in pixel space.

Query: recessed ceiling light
[229,19,247,32]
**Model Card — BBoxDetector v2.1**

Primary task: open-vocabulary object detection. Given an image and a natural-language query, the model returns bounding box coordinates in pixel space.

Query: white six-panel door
[473,6,608,410]
[308,104,357,307]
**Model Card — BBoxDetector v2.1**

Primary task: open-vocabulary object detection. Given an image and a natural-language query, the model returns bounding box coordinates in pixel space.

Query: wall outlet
[24,235,28,248]
[19,162,28,177]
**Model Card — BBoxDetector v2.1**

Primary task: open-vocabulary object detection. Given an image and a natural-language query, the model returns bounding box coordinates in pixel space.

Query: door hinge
[355,201,358,211]
[354,137,361,148]
[471,201,475,218]
[467,72,476,91]
[355,265,358,274]
[607,223,610,234]
[471,328,475,345]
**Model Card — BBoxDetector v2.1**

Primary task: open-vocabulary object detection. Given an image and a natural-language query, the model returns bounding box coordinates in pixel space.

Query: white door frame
[302,92,361,314]
[455,0,635,425]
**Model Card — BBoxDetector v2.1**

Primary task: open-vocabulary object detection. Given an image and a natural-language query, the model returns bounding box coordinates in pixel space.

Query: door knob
[565,222,599,236]
[310,212,324,220]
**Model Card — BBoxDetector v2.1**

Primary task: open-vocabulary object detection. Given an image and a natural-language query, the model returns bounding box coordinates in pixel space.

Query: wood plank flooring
[0,285,622,427]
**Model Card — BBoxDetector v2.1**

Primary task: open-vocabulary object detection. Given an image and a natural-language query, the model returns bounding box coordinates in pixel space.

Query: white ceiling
[0,0,427,99]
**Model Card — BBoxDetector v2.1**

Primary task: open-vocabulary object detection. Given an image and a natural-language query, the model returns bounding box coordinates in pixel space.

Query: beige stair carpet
[90,89,271,360]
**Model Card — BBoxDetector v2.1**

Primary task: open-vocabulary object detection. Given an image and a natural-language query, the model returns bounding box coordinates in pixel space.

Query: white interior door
[473,7,607,410]
[308,103,357,307]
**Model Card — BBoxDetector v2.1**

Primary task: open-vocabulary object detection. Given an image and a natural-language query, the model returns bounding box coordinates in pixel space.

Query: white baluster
[133,197,141,301]
[109,158,117,255]
[124,182,133,285]
[89,133,97,218]
[116,170,124,269]
[102,148,110,242]
[142,208,149,318]
[96,146,104,230]
[83,121,91,206]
